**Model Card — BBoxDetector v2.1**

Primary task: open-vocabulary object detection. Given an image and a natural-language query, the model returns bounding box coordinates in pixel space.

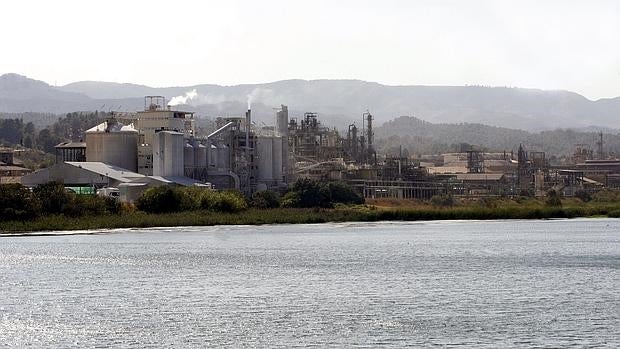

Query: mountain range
[1,73,619,132]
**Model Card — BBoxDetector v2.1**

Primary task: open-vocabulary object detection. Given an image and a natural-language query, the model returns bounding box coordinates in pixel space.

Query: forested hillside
[0,112,108,153]
[375,116,620,159]
[3,74,620,131]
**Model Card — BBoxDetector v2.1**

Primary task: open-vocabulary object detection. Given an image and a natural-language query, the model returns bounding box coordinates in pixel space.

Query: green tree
[250,190,281,209]
[289,178,331,208]
[32,181,71,214]
[136,186,195,213]
[0,184,36,221]
[326,182,364,205]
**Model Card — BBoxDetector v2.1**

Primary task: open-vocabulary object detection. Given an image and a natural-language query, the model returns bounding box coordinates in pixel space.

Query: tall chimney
[245,108,252,154]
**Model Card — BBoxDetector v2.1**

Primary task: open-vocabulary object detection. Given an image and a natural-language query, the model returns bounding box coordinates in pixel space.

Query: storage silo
[184,143,195,169]
[256,136,273,182]
[217,144,229,169]
[195,143,207,169]
[153,130,184,177]
[272,136,283,183]
[208,144,218,168]
[85,120,139,172]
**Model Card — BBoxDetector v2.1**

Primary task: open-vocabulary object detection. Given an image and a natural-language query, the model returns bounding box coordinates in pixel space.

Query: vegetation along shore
[1,179,620,234]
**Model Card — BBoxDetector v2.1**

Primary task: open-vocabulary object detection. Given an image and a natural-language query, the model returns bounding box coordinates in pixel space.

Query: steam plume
[168,89,198,106]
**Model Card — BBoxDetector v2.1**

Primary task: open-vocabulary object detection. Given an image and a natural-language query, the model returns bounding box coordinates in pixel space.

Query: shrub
[280,191,301,208]
[200,190,247,213]
[65,195,121,217]
[283,179,364,208]
[289,178,331,208]
[33,181,71,215]
[0,183,36,221]
[251,190,280,209]
[574,189,591,202]
[326,181,364,205]
[545,189,562,207]
[136,186,196,213]
[591,189,620,203]
[430,193,455,207]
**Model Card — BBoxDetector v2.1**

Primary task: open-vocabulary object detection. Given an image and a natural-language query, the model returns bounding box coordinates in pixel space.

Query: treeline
[0,182,120,221]
[375,116,620,160]
[135,178,364,214]
[0,111,108,153]
[0,112,61,128]
[0,179,364,222]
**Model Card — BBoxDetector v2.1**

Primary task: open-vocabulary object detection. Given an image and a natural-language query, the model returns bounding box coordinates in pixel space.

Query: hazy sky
[2,0,619,99]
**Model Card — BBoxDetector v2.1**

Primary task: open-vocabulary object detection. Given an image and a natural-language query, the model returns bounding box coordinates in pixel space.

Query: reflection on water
[1,219,618,347]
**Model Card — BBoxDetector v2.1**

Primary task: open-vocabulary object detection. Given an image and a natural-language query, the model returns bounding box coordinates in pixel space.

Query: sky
[1,0,619,100]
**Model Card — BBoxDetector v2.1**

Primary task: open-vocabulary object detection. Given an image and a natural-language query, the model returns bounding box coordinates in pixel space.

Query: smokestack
[245,108,252,152]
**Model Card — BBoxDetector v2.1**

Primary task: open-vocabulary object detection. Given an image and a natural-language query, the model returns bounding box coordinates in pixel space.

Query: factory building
[85,120,139,172]
[0,148,32,184]
[55,142,86,163]
[23,93,618,203]
[22,96,291,200]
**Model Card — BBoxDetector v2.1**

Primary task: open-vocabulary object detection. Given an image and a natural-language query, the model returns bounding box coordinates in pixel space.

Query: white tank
[272,136,283,183]
[256,136,273,181]
[184,143,195,169]
[85,121,138,172]
[195,143,207,169]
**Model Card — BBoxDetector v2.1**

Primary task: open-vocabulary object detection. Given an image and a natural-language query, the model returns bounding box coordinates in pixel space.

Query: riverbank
[2,200,620,233]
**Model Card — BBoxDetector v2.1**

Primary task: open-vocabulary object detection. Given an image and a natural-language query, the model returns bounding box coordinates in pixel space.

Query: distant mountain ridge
[1,73,620,132]
[375,115,620,157]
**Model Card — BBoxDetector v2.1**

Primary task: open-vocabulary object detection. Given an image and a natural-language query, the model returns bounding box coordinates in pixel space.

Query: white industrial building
[22,96,291,200]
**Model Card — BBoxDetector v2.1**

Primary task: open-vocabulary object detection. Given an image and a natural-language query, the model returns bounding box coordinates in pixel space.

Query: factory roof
[456,173,505,181]
[65,162,144,183]
[427,166,468,174]
[55,141,86,149]
[582,177,604,186]
[0,165,32,172]
[86,120,138,133]
[130,175,210,187]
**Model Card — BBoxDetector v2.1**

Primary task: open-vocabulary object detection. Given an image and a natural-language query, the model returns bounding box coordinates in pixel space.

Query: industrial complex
[11,96,620,202]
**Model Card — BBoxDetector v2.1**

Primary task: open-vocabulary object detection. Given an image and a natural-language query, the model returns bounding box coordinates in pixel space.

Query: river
[0,219,618,347]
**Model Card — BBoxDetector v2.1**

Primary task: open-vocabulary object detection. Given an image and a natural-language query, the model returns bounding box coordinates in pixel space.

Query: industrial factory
[19,95,620,202]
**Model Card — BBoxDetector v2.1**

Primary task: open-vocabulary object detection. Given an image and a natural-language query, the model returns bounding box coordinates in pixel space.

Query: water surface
[1,219,618,347]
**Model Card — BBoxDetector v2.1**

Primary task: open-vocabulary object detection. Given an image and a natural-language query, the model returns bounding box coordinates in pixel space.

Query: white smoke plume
[168,89,198,106]
[246,87,274,109]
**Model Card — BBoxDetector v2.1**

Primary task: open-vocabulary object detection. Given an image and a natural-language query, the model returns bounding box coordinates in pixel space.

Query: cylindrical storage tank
[153,131,184,177]
[256,136,273,181]
[208,144,218,168]
[195,144,207,169]
[184,143,194,169]
[272,136,283,183]
[217,144,229,169]
[86,122,139,172]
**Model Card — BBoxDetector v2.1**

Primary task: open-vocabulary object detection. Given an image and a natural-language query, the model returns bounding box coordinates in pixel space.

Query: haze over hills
[375,116,620,158]
[1,73,619,132]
